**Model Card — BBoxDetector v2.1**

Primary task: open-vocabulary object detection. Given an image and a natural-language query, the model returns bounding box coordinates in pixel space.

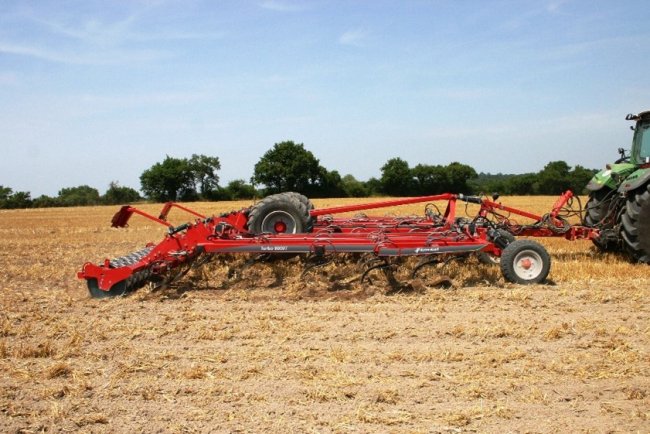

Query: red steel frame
[79,191,597,292]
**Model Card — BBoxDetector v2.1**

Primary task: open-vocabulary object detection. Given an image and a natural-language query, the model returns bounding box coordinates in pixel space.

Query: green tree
[0,186,11,202]
[252,141,323,194]
[6,191,32,208]
[188,154,221,198]
[505,173,538,195]
[58,185,100,206]
[103,181,141,205]
[568,165,597,194]
[536,161,572,194]
[223,179,257,200]
[32,195,60,208]
[341,174,370,197]
[412,164,449,195]
[445,162,478,193]
[140,156,195,202]
[380,157,414,196]
[0,186,32,209]
[364,177,383,196]
[312,168,346,198]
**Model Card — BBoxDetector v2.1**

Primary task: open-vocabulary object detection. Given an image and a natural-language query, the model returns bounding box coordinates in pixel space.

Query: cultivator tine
[411,254,470,278]
[360,257,400,289]
[383,266,401,291]
[411,256,443,279]
[226,254,265,280]
[161,263,194,289]
[359,257,386,284]
[410,255,467,289]
[226,252,296,284]
[301,253,332,278]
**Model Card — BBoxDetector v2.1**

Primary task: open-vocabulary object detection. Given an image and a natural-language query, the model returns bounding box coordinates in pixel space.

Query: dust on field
[0,197,648,433]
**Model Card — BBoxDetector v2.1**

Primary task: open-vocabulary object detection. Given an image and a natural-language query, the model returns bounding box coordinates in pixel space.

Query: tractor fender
[587,163,637,192]
[586,169,617,191]
[618,167,650,193]
[586,176,609,191]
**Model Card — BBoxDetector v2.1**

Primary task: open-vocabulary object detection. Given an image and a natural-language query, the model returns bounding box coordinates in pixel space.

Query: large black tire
[584,188,620,251]
[500,240,551,284]
[247,193,310,234]
[279,192,314,211]
[621,184,650,264]
[277,192,315,231]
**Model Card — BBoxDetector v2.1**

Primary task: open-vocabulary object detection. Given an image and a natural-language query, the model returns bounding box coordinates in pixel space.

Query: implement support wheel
[500,240,551,284]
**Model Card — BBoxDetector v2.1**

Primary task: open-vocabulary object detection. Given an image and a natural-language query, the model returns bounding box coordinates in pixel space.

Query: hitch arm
[158,202,206,221]
[111,205,174,229]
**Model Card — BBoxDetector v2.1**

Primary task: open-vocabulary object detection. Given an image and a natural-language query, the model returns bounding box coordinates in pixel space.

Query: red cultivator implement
[78,191,597,298]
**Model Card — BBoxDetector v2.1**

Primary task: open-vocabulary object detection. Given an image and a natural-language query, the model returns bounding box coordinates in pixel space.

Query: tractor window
[638,123,650,161]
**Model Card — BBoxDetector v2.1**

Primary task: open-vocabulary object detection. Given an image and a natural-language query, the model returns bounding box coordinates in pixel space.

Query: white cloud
[21,11,139,47]
[26,12,222,45]
[0,42,75,63]
[259,1,305,12]
[339,29,368,47]
[132,30,224,42]
[79,91,208,108]
[0,6,222,67]
[0,41,171,65]
[438,88,496,100]
[546,0,568,13]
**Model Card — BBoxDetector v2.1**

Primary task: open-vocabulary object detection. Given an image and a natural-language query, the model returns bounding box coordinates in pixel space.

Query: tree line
[0,182,141,209]
[1,141,597,209]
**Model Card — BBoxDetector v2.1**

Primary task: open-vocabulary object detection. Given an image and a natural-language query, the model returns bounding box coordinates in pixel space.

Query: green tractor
[584,110,650,263]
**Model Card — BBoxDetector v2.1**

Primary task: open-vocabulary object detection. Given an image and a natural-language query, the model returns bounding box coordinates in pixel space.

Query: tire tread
[500,239,551,284]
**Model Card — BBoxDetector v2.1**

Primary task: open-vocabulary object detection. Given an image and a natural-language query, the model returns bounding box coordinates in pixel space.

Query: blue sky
[1,0,649,197]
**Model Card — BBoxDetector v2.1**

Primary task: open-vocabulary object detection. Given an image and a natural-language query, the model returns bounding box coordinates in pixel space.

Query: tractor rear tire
[248,193,310,235]
[500,240,551,284]
[584,188,620,251]
[621,184,650,264]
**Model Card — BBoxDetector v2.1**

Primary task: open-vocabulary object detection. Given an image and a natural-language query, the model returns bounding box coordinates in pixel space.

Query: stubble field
[0,196,648,433]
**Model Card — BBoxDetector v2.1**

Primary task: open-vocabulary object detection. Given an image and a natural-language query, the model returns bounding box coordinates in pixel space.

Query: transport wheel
[500,240,551,284]
[278,192,315,231]
[279,192,314,211]
[248,194,309,234]
[621,183,650,264]
[584,188,620,251]
[87,278,128,298]
[478,229,515,265]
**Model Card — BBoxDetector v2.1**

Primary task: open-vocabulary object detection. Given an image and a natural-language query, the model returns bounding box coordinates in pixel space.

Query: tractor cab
[587,111,650,192]
[628,111,650,165]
